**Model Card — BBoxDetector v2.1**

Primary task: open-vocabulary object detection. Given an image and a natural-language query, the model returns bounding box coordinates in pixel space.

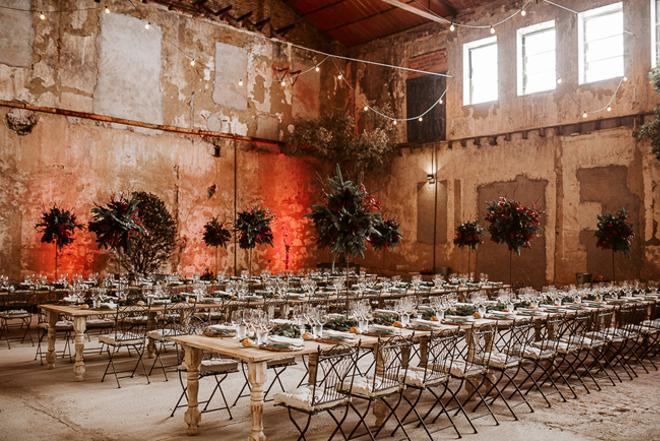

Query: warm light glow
[393,120,398,125]
[363,105,368,111]
[315,66,320,72]
[607,105,612,112]
[238,79,244,86]
[521,9,527,16]
[39,11,46,20]
[418,116,423,122]
[557,77,562,84]
[490,26,496,34]
[280,79,286,87]
[449,23,456,32]
[104,6,110,14]
[582,111,588,118]
[190,59,196,67]
[623,76,628,82]
[337,73,343,80]
[145,22,151,30]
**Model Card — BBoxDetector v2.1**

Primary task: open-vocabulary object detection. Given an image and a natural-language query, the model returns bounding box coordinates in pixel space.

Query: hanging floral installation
[369,216,402,250]
[35,206,83,277]
[595,208,634,282]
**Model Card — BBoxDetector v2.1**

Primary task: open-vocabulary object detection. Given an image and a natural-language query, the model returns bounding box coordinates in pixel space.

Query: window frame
[516,20,556,96]
[577,2,624,85]
[653,0,659,67]
[462,36,498,105]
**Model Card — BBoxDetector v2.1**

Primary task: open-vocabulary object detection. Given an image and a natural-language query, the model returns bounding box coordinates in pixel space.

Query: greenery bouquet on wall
[595,208,634,282]
[235,206,274,282]
[636,67,660,160]
[35,206,83,278]
[485,196,542,286]
[203,217,232,275]
[453,220,484,275]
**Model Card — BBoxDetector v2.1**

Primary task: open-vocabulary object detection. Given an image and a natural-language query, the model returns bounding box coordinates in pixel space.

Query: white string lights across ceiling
[0,0,635,125]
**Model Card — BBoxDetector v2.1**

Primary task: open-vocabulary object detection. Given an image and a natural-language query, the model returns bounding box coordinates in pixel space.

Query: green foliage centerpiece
[308,165,402,311]
[35,206,83,278]
[235,206,274,286]
[453,220,484,275]
[485,197,542,286]
[595,208,634,282]
[203,217,232,275]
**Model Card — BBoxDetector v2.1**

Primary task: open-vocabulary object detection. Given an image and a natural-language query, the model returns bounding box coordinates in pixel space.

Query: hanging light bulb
[582,111,588,119]
[39,11,46,20]
[315,65,320,72]
[280,79,286,87]
[145,22,151,30]
[337,73,343,80]
[623,76,628,82]
[238,79,244,87]
[439,98,443,104]
[104,5,110,14]
[490,25,495,34]
[557,77,562,84]
[393,120,398,125]
[363,105,369,111]
[449,22,456,32]
[520,9,527,16]
[190,58,196,67]
[607,105,612,112]
[418,116,423,122]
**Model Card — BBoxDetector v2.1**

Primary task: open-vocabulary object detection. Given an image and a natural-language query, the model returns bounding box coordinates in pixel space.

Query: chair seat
[641,319,660,329]
[147,328,179,341]
[86,319,114,328]
[630,324,659,335]
[339,375,400,398]
[274,386,348,412]
[0,309,30,319]
[585,331,624,343]
[98,333,144,346]
[475,351,520,369]
[532,340,577,354]
[399,366,448,388]
[560,336,605,349]
[179,359,239,375]
[431,359,487,378]
[510,345,555,360]
[37,321,73,331]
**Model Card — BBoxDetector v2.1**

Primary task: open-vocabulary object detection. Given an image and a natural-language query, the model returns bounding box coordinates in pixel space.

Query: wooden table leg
[247,361,267,441]
[73,316,87,381]
[183,346,203,435]
[46,311,58,369]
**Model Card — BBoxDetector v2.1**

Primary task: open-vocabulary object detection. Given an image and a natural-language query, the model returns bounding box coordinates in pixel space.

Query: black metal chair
[148,301,197,380]
[0,293,33,348]
[273,343,360,441]
[99,305,152,388]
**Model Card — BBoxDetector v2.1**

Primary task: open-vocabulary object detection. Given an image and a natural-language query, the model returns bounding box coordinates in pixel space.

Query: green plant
[595,208,634,282]
[369,215,402,250]
[120,192,176,275]
[35,206,83,277]
[235,206,274,279]
[202,217,232,248]
[285,107,396,176]
[636,67,660,160]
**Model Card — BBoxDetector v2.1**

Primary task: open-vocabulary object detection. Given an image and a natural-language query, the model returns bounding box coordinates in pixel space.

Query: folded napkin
[411,318,445,328]
[323,329,357,341]
[267,335,304,347]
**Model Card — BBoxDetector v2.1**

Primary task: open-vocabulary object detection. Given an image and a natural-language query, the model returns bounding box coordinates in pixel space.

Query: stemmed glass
[396,297,415,326]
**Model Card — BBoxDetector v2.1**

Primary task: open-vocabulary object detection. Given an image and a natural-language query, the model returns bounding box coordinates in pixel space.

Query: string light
[363,105,369,111]
[315,65,320,72]
[520,8,527,16]
[337,73,343,80]
[145,22,151,30]
[623,76,628,82]
[490,25,496,34]
[582,111,588,119]
[38,11,45,20]
[190,59,196,67]
[104,5,110,14]
[557,77,562,84]
[449,22,455,32]
[393,120,398,125]
[606,105,612,112]
[280,79,286,87]
[418,116,423,122]
[238,79,244,86]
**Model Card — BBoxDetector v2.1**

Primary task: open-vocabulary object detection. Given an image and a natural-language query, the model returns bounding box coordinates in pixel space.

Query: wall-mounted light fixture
[426,173,436,185]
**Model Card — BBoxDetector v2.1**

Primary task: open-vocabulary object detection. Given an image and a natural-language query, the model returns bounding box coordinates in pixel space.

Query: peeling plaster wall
[351,0,660,285]
[0,0,327,279]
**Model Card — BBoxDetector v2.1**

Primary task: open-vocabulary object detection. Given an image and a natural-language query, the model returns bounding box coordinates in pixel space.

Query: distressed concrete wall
[0,0,328,279]
[352,0,660,285]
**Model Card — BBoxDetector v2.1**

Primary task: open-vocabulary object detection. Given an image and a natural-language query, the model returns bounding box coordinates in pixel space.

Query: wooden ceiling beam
[324,0,420,33]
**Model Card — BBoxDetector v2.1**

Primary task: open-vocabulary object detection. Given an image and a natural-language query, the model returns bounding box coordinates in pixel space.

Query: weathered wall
[0,0,328,279]
[351,0,660,285]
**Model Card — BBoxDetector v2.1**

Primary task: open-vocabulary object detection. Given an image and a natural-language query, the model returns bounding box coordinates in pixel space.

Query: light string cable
[330,58,448,123]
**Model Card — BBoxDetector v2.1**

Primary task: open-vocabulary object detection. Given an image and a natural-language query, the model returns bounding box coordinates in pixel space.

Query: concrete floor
[0,335,658,441]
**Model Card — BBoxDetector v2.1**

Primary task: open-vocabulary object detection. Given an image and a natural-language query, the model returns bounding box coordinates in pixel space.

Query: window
[517,20,556,95]
[463,36,498,105]
[578,2,624,84]
[653,0,660,67]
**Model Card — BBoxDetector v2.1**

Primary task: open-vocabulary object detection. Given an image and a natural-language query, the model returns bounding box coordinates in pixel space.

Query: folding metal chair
[148,301,196,380]
[99,305,151,388]
[273,343,360,441]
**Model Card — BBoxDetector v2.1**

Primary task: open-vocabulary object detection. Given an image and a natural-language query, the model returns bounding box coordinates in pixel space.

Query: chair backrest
[556,313,590,347]
[159,302,196,336]
[464,322,497,369]
[425,330,459,381]
[309,343,360,407]
[371,335,414,393]
[535,314,564,352]
[113,305,150,341]
[493,319,534,362]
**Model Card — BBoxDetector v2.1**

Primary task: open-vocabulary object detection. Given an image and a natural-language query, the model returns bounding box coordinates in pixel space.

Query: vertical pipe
[432,144,438,274]
[233,140,238,276]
